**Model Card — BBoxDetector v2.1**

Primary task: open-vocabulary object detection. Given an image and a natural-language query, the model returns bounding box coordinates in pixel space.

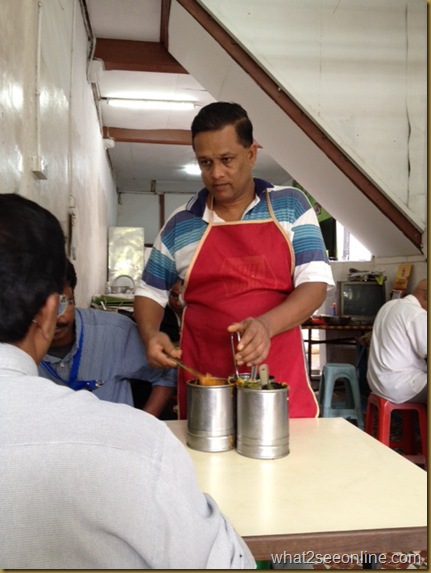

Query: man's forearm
[133,296,164,346]
[259,282,328,337]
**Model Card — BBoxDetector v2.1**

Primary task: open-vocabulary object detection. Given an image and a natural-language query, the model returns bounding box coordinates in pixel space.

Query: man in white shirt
[0,193,255,569]
[367,278,427,403]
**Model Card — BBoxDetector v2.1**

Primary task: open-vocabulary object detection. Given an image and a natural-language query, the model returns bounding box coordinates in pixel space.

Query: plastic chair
[318,363,364,429]
[365,392,427,467]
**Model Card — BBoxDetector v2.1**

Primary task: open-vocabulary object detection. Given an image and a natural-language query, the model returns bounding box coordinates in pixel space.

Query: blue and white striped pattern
[136,178,334,302]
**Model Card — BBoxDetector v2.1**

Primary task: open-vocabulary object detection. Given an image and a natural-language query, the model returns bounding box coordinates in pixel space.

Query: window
[336,222,372,262]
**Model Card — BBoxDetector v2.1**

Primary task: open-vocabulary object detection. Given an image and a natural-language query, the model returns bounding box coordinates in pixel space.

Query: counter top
[166,418,427,557]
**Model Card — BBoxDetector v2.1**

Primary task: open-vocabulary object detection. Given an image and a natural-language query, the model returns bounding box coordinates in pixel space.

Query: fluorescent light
[184,163,201,175]
[106,98,195,111]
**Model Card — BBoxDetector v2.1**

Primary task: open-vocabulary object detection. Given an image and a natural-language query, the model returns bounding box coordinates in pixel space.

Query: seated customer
[161,279,184,343]
[0,193,255,569]
[367,278,427,404]
[38,260,177,418]
[131,279,183,414]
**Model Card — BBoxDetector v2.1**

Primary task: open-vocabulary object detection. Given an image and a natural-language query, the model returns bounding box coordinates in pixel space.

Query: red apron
[177,191,318,419]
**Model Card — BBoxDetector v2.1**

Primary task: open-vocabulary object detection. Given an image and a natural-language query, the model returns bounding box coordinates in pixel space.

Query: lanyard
[41,310,103,391]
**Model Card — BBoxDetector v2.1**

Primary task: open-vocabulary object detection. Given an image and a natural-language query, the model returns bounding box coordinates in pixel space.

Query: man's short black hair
[191,102,254,149]
[0,194,66,342]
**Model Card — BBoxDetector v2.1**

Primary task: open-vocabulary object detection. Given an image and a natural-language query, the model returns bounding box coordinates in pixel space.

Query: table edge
[243,526,427,560]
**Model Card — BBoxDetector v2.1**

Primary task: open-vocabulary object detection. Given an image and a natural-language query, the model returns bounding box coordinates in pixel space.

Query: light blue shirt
[38,308,176,405]
[1,344,255,568]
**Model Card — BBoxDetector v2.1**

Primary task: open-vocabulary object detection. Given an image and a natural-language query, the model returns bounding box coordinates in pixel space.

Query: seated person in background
[161,279,184,343]
[38,260,176,418]
[367,278,427,404]
[0,193,255,569]
[131,280,184,415]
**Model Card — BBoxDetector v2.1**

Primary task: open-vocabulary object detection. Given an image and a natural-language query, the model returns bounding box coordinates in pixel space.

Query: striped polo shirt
[136,178,334,306]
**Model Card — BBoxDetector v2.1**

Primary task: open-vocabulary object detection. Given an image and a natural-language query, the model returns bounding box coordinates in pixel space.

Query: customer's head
[168,279,184,319]
[50,260,78,348]
[413,278,428,311]
[0,194,66,345]
[191,102,254,149]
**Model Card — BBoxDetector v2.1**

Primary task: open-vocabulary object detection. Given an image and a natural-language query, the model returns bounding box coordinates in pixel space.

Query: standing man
[39,260,176,418]
[134,102,334,419]
[367,278,427,403]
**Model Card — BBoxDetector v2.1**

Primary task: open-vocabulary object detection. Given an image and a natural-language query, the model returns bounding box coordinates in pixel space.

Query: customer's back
[367,279,427,404]
[1,364,250,568]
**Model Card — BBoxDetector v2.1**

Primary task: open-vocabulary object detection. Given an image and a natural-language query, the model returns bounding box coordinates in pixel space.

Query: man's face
[50,285,76,347]
[194,125,257,206]
[169,281,184,318]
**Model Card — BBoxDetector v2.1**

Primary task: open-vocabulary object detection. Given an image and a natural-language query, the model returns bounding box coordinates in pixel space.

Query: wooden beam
[159,192,165,229]
[177,0,422,250]
[103,127,192,145]
[102,127,265,148]
[160,0,172,48]
[94,38,187,73]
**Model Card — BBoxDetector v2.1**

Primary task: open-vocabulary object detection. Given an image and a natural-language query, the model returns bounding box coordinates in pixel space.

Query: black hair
[0,194,67,342]
[191,102,254,149]
[65,259,77,290]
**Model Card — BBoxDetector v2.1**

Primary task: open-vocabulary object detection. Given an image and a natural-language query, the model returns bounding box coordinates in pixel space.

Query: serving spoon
[259,364,271,389]
[163,352,223,386]
[230,332,241,380]
[230,333,260,387]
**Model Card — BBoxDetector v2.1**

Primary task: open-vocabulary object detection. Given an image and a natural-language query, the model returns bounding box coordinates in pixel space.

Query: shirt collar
[187,177,273,218]
[0,343,39,376]
[404,294,422,308]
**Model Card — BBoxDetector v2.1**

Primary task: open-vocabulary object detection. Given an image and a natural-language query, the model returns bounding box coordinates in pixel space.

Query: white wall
[117,192,195,243]
[117,195,160,241]
[198,0,427,228]
[0,0,117,306]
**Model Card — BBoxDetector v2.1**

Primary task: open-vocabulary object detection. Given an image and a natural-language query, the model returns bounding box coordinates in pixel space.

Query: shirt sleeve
[270,187,335,288]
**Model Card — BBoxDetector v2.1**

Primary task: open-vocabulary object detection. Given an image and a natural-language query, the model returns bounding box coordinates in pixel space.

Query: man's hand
[227,318,271,366]
[227,282,327,366]
[146,332,182,368]
[134,295,182,368]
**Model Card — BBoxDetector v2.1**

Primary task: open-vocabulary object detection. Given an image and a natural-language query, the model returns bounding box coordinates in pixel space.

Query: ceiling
[85,0,292,196]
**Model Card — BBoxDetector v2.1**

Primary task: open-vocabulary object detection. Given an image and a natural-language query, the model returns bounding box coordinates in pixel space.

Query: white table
[166,418,427,560]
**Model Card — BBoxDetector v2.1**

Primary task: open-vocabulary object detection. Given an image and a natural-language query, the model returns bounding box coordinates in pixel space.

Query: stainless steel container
[186,379,235,452]
[236,383,289,459]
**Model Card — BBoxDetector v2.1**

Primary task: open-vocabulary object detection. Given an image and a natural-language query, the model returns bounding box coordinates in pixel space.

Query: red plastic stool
[365,392,427,468]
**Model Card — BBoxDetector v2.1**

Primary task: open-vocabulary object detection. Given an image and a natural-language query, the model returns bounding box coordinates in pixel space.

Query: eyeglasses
[57,294,75,316]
